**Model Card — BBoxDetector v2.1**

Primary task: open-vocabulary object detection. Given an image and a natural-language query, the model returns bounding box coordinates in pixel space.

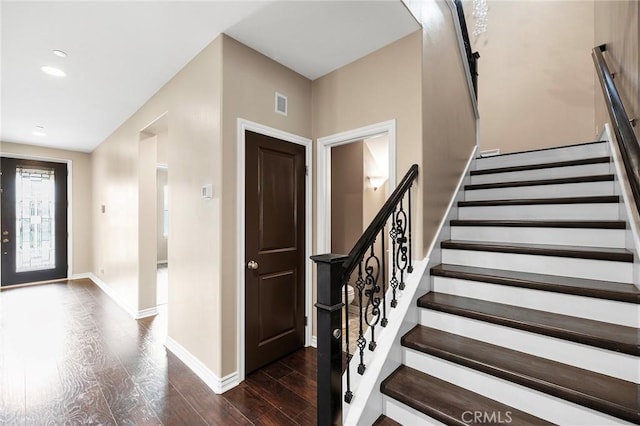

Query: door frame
[316,120,397,255]
[0,152,73,285]
[236,118,312,381]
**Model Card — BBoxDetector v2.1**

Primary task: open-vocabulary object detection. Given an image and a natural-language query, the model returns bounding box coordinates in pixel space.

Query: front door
[1,157,68,286]
[245,130,306,374]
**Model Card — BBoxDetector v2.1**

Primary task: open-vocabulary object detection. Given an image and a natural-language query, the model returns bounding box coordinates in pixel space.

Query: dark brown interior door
[245,130,306,374]
[1,157,68,286]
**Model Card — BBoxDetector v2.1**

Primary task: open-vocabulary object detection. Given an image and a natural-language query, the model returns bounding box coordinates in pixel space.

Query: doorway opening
[139,112,168,313]
[156,165,168,306]
[317,120,396,353]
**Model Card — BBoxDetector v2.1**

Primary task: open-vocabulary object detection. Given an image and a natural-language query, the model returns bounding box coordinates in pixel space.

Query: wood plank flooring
[0,279,317,425]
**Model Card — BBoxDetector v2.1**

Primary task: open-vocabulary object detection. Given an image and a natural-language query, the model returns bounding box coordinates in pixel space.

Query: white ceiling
[1,1,419,153]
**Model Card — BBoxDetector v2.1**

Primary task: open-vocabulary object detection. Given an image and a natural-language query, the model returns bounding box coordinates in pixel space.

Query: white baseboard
[165,336,239,394]
[70,272,91,280]
[89,273,138,318]
[601,123,640,287]
[136,307,158,319]
[88,273,158,320]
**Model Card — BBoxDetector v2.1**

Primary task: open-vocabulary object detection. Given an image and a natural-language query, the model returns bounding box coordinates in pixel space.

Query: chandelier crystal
[472,0,489,37]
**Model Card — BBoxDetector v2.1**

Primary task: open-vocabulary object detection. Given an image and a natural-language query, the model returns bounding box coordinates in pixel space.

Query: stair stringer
[344,147,478,425]
[603,123,640,288]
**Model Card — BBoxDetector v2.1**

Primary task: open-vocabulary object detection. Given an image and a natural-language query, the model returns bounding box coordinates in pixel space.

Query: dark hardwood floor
[0,279,317,425]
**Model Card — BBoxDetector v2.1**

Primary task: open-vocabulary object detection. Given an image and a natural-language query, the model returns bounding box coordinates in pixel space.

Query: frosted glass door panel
[15,166,56,272]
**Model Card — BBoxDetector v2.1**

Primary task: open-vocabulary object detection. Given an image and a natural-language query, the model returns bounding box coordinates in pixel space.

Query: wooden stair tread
[402,326,640,424]
[450,219,626,229]
[465,174,614,191]
[471,156,611,176]
[431,264,640,304]
[372,415,401,426]
[380,365,552,426]
[417,293,639,355]
[441,240,634,262]
[459,195,620,207]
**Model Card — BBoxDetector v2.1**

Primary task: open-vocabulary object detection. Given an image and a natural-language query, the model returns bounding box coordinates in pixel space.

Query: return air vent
[275,92,288,116]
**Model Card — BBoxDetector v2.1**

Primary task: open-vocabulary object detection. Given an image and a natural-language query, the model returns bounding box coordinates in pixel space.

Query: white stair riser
[404,349,635,425]
[432,277,639,327]
[418,309,639,382]
[450,226,626,248]
[471,163,611,185]
[465,181,615,201]
[382,397,445,426]
[458,203,620,220]
[476,143,610,170]
[441,249,633,283]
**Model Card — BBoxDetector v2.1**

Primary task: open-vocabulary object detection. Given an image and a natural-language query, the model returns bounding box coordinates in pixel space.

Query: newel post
[311,253,348,426]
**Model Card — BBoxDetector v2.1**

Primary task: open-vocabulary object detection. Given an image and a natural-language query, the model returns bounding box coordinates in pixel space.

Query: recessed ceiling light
[41,66,66,77]
[32,126,47,137]
[52,50,67,58]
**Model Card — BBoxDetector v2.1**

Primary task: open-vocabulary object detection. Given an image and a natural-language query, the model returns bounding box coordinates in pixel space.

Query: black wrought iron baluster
[389,206,399,308]
[407,184,413,273]
[395,195,409,291]
[344,275,353,403]
[381,226,388,327]
[363,242,381,352]
[355,263,366,375]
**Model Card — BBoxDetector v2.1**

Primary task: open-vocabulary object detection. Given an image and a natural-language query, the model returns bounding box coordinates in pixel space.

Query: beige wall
[0,142,93,275]
[92,37,224,374]
[466,0,596,153]
[408,0,477,251]
[156,129,169,165]
[331,142,364,255]
[156,168,168,263]
[595,0,639,141]
[313,30,423,256]
[220,35,313,375]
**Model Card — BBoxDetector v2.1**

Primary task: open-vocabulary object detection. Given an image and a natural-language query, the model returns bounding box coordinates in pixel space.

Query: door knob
[247,260,259,270]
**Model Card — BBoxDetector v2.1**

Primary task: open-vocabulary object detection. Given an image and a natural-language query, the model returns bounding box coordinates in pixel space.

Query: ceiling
[1,1,419,153]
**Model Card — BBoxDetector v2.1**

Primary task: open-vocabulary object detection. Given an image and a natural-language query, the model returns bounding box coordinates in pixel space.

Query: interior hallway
[0,279,317,425]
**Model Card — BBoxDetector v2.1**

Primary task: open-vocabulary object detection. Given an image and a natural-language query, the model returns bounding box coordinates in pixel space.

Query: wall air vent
[479,148,501,157]
[275,92,288,116]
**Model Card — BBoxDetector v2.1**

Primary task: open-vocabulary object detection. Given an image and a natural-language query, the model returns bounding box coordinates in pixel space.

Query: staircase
[376,141,640,425]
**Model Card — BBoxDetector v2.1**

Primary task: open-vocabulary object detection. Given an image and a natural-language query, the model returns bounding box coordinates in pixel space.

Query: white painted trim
[0,152,74,280]
[88,273,138,319]
[311,335,317,348]
[601,124,640,286]
[446,0,480,120]
[236,118,313,382]
[165,336,240,394]
[316,120,397,255]
[136,307,158,319]
[157,260,168,265]
[70,273,91,280]
[87,273,158,319]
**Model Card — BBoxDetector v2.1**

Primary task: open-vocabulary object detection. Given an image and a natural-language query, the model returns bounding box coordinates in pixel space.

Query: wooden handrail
[341,164,418,281]
[592,44,640,214]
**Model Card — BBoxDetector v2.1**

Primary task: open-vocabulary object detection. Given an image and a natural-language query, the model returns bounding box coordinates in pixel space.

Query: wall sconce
[368,176,387,191]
